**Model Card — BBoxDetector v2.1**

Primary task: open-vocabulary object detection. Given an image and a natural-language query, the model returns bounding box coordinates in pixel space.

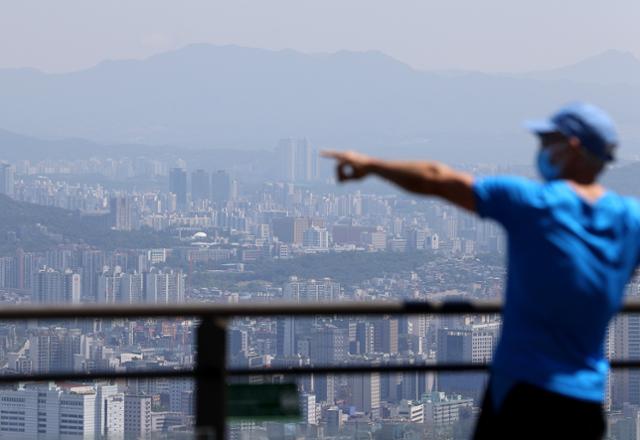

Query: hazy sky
[2,0,639,73]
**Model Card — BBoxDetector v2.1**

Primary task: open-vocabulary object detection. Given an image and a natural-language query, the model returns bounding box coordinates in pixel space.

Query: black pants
[473,379,606,439]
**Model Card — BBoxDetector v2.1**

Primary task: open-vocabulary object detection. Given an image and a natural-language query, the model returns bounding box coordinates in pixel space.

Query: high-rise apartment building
[325,406,343,436]
[355,322,375,355]
[95,384,119,436]
[609,313,640,409]
[110,196,133,231]
[303,226,329,249]
[294,138,314,182]
[97,269,144,304]
[313,375,335,405]
[299,393,317,425]
[471,321,500,364]
[124,394,152,438]
[105,393,125,435]
[310,325,348,365]
[399,372,432,402]
[272,217,309,245]
[211,170,232,205]
[64,271,81,304]
[229,329,249,358]
[0,163,15,197]
[0,383,96,439]
[143,269,186,304]
[276,318,296,358]
[0,383,156,439]
[169,168,187,209]
[81,250,105,302]
[119,272,144,304]
[15,248,35,291]
[190,169,210,202]
[33,267,81,304]
[422,392,473,426]
[283,276,341,303]
[97,268,121,304]
[276,138,317,182]
[374,317,399,355]
[436,328,485,400]
[398,400,425,423]
[276,138,296,181]
[347,373,381,419]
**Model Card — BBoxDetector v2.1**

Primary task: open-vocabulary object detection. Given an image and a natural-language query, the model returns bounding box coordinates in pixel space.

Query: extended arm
[321,150,476,213]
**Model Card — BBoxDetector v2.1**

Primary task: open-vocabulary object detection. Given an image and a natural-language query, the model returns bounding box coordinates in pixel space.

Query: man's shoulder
[473,175,542,197]
[606,191,640,218]
[472,175,543,221]
[475,174,542,188]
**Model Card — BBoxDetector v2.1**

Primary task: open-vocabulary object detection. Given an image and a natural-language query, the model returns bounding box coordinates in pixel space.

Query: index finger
[319,150,343,159]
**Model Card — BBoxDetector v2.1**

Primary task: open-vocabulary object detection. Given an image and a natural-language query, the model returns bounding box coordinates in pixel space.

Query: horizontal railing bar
[0,300,502,319]
[0,369,196,383]
[0,360,637,384]
[229,363,490,375]
[0,299,639,319]
[228,359,640,376]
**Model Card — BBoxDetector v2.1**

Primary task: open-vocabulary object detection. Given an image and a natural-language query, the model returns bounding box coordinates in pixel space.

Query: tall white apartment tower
[0,163,15,197]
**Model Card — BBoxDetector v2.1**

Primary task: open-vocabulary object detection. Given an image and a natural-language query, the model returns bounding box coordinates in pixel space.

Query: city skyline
[0,3,638,437]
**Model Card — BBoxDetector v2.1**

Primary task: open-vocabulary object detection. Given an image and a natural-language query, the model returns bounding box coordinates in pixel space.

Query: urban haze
[0,3,637,439]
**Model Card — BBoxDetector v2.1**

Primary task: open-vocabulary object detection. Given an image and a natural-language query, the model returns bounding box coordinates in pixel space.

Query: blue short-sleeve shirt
[473,176,640,410]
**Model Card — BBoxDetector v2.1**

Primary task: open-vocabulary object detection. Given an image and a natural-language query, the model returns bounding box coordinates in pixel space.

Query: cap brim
[524,119,558,134]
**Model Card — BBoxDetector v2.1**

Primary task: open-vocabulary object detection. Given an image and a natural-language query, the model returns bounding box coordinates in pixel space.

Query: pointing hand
[320,150,373,182]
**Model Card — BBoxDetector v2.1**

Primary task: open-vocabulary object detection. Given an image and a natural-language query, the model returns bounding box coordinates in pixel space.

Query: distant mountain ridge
[0,44,638,163]
[520,50,640,86]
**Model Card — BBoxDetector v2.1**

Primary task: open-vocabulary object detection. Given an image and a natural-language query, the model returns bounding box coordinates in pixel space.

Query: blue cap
[525,102,618,162]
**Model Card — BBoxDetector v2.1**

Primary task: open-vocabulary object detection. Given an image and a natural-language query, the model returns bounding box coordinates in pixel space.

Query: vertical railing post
[196,316,227,440]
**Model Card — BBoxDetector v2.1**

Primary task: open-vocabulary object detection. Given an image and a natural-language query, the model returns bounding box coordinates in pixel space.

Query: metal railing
[1,298,640,439]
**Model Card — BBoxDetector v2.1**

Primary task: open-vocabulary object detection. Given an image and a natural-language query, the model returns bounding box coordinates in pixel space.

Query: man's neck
[565,180,606,204]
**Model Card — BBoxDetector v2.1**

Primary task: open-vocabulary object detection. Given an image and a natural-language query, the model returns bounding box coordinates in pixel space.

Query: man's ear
[565,136,583,160]
[568,136,581,150]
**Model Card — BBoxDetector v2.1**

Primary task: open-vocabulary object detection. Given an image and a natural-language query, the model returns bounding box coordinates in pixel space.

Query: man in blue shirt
[322,102,639,438]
